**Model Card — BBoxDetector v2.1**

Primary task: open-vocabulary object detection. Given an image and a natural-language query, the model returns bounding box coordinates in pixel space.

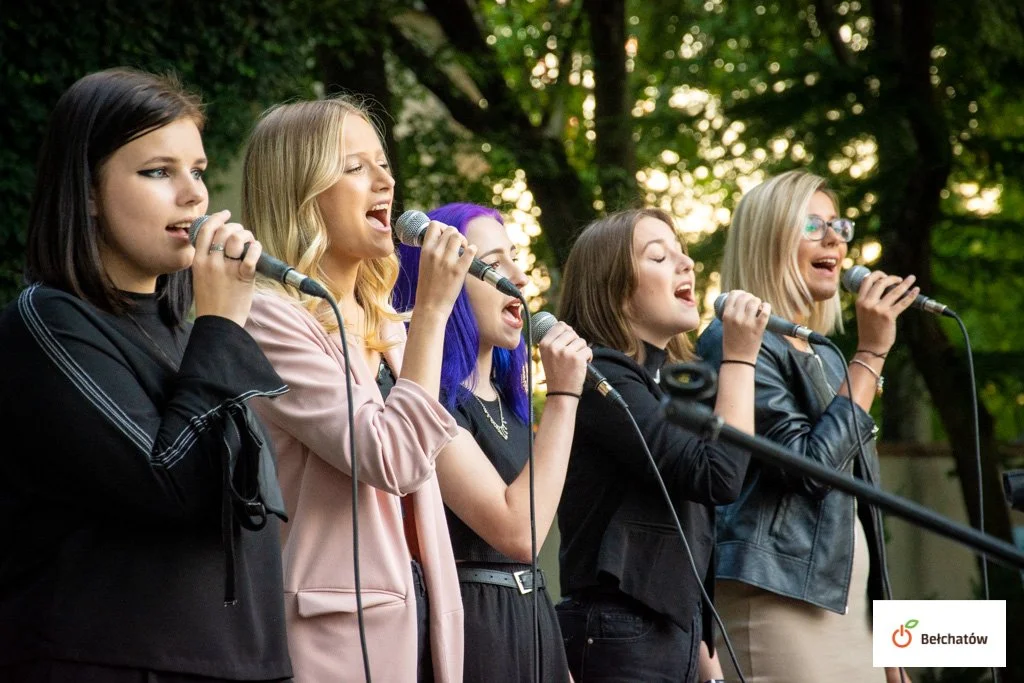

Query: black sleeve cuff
[179,315,288,400]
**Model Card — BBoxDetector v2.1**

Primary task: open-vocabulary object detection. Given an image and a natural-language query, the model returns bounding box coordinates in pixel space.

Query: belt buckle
[512,569,533,595]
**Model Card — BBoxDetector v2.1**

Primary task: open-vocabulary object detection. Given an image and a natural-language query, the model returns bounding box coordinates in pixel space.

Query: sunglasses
[803,215,855,242]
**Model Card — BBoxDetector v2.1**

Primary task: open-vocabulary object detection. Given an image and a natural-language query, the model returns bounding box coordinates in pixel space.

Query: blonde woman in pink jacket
[241,97,473,682]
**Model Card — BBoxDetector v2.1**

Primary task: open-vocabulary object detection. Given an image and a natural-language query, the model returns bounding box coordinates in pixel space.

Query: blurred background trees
[3,1,1021,678]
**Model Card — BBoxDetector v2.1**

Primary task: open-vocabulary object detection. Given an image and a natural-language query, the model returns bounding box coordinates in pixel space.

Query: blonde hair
[720,170,844,335]
[559,208,694,364]
[242,97,401,351]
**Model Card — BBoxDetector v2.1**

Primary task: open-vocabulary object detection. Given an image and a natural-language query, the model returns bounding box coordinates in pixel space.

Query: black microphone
[841,265,954,317]
[530,311,628,409]
[189,216,329,298]
[714,292,830,345]
[394,210,523,299]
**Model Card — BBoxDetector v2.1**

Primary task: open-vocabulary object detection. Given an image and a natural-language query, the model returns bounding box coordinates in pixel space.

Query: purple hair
[393,203,529,424]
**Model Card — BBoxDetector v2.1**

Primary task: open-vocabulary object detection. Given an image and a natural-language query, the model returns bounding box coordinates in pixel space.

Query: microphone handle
[416,227,522,299]
[238,241,328,298]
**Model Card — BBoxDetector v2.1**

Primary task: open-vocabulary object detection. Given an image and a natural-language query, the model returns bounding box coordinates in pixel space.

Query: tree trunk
[583,0,639,212]
[395,0,601,266]
[870,5,1020,675]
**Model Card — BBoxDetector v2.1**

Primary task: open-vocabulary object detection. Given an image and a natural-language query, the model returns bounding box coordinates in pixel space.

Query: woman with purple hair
[395,202,589,682]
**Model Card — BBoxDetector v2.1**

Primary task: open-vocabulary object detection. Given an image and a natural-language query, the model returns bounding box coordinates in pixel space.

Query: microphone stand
[658,372,1024,571]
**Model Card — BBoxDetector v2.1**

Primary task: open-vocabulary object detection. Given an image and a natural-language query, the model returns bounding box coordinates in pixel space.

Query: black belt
[457,566,546,595]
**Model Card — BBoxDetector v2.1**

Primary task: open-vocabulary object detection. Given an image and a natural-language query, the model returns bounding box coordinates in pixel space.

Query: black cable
[323,294,372,683]
[521,300,540,683]
[948,312,998,683]
[615,400,749,683]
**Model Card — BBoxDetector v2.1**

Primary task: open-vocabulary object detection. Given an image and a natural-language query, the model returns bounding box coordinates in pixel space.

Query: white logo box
[873,600,1006,668]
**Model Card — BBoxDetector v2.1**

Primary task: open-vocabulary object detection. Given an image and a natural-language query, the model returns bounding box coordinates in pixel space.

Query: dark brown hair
[25,67,204,323]
[559,208,694,364]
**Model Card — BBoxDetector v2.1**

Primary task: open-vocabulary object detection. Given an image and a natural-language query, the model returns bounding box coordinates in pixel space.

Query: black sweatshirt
[0,284,292,679]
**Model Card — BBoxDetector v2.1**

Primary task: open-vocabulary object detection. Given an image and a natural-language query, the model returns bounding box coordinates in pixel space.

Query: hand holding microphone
[395,210,524,299]
[189,211,265,327]
[841,265,952,316]
[410,219,478,314]
[530,311,628,409]
[839,265,927,357]
[530,313,591,398]
[714,291,828,345]
[713,290,772,363]
[189,214,329,299]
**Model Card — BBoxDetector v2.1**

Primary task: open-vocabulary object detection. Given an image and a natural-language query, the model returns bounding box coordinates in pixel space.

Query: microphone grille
[841,265,870,294]
[529,311,558,345]
[394,210,430,247]
[188,215,211,245]
[713,292,729,319]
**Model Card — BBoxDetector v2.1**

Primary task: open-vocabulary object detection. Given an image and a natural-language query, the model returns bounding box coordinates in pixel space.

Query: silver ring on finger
[208,243,226,254]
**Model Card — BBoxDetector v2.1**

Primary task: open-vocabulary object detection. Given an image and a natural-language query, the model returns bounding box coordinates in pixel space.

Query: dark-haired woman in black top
[0,68,292,682]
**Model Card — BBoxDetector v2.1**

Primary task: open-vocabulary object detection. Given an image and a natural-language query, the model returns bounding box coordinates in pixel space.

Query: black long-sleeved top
[0,284,292,679]
[557,342,750,641]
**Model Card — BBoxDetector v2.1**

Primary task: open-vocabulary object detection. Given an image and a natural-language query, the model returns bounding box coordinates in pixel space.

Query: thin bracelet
[850,358,885,396]
[720,359,756,369]
[856,348,888,359]
[546,390,582,399]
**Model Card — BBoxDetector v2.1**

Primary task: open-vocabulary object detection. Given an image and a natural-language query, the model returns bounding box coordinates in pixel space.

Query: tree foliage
[0,0,313,300]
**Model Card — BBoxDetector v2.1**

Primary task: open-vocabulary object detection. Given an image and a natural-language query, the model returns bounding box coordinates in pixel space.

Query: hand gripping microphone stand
[658,362,1024,571]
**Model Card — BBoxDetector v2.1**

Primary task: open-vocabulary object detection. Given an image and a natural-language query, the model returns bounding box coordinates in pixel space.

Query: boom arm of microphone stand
[658,395,1024,571]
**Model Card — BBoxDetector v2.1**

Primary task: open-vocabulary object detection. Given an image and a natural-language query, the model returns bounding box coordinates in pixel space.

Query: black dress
[0,285,292,682]
[447,393,571,683]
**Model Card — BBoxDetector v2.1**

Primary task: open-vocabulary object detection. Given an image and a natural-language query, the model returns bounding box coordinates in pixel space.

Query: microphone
[189,216,329,298]
[841,265,954,317]
[530,311,628,409]
[394,210,523,299]
[714,292,830,345]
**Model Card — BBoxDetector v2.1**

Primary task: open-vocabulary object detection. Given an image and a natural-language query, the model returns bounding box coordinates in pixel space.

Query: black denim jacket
[697,320,887,613]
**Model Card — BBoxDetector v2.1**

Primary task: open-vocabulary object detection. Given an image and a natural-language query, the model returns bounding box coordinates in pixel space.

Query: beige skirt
[714,516,885,683]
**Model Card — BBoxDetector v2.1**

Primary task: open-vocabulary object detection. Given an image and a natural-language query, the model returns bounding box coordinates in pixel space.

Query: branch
[813,0,856,68]
[387,22,496,134]
[417,0,532,130]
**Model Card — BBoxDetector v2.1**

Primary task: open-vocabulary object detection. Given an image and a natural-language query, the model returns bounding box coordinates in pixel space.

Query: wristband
[546,391,582,399]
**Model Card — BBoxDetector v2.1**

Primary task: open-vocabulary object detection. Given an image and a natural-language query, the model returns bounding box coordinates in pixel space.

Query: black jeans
[556,592,700,683]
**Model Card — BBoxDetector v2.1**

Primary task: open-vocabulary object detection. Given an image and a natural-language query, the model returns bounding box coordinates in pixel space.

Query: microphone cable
[947,312,996,683]
[522,302,541,683]
[609,384,749,683]
[825,304,990,682]
[320,292,373,683]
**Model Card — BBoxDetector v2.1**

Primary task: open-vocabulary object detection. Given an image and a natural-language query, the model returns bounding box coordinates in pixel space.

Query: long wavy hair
[721,169,844,335]
[393,203,529,424]
[559,208,695,364]
[242,97,402,350]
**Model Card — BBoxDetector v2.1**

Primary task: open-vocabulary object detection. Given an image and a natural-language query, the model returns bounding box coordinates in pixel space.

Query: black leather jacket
[697,320,887,613]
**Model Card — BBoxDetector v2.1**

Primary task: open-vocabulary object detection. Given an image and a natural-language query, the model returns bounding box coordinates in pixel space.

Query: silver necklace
[473,393,509,440]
